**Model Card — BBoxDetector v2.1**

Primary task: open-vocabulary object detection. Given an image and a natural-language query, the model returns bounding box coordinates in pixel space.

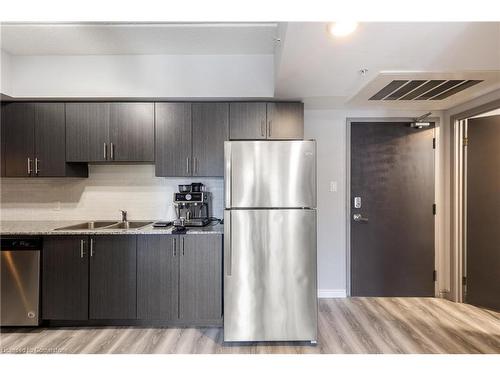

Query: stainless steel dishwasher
[1,238,41,326]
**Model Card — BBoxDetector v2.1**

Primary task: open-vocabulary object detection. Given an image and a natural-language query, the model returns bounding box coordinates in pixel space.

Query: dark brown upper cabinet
[192,103,229,177]
[229,102,267,140]
[66,102,154,163]
[155,102,228,177]
[2,102,87,177]
[109,103,155,161]
[229,102,304,140]
[155,103,192,177]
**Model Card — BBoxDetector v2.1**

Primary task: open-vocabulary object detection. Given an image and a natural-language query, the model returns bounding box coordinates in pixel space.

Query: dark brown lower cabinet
[42,236,89,320]
[137,235,179,320]
[89,235,137,319]
[179,234,222,322]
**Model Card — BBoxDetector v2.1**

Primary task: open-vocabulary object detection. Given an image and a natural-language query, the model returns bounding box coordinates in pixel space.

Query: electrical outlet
[329,181,337,192]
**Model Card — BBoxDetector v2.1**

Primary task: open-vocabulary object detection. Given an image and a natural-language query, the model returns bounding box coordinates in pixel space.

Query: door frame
[346,117,440,297]
[449,99,500,303]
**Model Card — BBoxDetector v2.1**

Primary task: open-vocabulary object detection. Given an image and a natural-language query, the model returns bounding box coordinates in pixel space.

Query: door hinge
[463,137,468,146]
[433,270,437,282]
[432,137,436,149]
[433,204,436,215]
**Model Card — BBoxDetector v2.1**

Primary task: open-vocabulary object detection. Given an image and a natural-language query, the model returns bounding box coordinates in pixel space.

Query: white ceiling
[0,23,278,55]
[275,22,500,109]
[1,22,500,110]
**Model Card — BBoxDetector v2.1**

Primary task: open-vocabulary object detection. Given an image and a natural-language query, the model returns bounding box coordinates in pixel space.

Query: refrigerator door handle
[224,210,232,276]
[224,142,231,208]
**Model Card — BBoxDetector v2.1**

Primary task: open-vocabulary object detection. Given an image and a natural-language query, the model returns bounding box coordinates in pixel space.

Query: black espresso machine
[173,183,211,227]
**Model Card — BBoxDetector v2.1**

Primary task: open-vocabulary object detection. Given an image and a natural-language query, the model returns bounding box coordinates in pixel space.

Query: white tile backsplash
[0,164,224,221]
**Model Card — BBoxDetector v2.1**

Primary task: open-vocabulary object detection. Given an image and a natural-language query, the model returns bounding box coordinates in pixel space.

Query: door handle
[186,157,190,174]
[27,157,32,176]
[353,213,369,222]
[80,239,86,258]
[103,143,107,160]
[182,237,185,256]
[90,238,94,256]
[268,120,272,138]
[193,157,197,175]
[260,120,265,137]
[110,142,115,160]
[172,237,177,256]
[35,158,40,176]
[224,211,232,276]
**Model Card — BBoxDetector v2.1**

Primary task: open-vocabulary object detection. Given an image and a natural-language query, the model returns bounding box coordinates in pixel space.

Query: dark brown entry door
[351,122,435,296]
[466,114,500,311]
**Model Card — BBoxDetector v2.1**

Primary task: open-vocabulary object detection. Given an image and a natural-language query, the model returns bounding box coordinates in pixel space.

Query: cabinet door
[42,236,89,320]
[66,103,110,162]
[229,102,267,140]
[267,102,304,140]
[155,103,192,177]
[3,103,35,177]
[109,103,154,162]
[137,235,179,320]
[89,235,137,319]
[179,234,222,322]
[34,103,67,177]
[192,103,229,177]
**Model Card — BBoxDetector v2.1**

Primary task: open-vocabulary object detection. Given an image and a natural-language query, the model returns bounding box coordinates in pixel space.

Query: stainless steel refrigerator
[224,140,317,343]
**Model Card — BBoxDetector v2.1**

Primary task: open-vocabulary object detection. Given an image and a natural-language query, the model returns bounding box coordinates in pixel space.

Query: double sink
[54,220,154,231]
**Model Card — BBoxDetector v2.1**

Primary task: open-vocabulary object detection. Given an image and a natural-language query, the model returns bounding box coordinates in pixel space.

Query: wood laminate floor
[1,298,499,354]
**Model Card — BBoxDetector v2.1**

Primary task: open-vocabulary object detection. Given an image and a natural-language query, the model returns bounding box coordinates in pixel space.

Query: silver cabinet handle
[268,120,272,138]
[182,237,185,256]
[186,157,190,174]
[110,142,114,160]
[27,157,32,176]
[193,157,197,175]
[353,213,369,222]
[224,210,232,276]
[172,237,177,256]
[35,158,39,176]
[103,143,107,160]
[261,120,265,137]
[80,239,85,258]
[90,238,94,256]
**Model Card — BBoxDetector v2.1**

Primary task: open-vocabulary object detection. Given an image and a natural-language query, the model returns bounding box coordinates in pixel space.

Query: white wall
[305,108,447,297]
[0,49,13,96]
[0,164,223,222]
[7,54,274,98]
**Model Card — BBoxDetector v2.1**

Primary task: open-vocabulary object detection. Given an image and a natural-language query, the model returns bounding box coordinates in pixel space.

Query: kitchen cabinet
[109,103,155,161]
[2,103,88,177]
[266,102,304,139]
[179,234,222,322]
[66,103,110,162]
[229,102,267,139]
[137,235,179,320]
[192,103,229,177]
[89,235,137,319]
[66,102,154,162]
[155,103,192,177]
[155,102,228,177]
[42,236,89,320]
[229,102,304,140]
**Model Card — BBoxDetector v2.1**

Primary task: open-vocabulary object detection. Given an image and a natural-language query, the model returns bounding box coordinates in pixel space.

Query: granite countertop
[0,220,224,236]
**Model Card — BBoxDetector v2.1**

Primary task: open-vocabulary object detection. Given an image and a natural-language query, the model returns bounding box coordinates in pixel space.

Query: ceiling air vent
[369,79,483,101]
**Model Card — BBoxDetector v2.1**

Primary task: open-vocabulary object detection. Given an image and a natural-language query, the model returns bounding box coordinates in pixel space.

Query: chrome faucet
[120,210,128,222]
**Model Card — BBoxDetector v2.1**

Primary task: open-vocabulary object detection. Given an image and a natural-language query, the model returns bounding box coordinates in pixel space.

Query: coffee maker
[173,183,211,227]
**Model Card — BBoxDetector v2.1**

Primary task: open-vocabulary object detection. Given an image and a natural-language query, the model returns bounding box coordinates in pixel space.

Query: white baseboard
[318,289,347,298]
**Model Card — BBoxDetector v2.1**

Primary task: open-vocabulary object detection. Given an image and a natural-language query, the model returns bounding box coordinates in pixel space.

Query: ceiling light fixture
[327,22,358,37]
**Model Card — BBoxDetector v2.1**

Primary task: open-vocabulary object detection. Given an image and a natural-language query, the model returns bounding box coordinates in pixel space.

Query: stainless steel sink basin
[54,221,119,231]
[104,221,154,230]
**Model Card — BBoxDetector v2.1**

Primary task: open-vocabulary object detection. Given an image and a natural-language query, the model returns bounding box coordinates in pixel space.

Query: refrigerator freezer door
[224,209,317,342]
[225,141,316,209]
